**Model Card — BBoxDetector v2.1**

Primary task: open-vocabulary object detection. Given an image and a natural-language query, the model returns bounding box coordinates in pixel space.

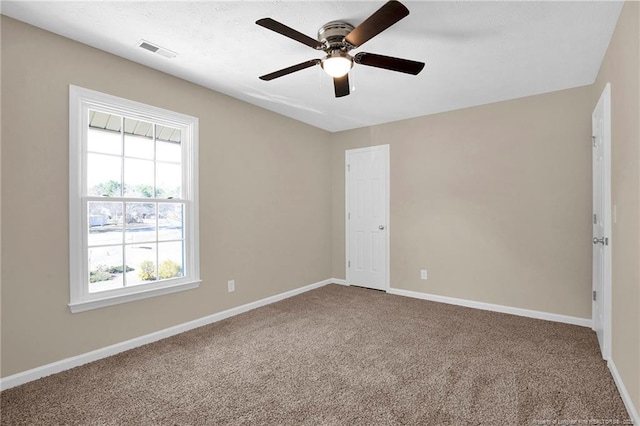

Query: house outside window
[69,85,200,313]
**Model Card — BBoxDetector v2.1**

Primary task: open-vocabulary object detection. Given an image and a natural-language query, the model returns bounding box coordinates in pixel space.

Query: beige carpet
[1,284,630,425]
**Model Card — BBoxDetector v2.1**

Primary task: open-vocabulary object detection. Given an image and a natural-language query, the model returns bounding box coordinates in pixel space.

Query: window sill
[68,280,201,313]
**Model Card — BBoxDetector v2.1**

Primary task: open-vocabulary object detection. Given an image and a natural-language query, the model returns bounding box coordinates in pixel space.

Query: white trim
[608,359,640,424]
[1,278,334,391]
[345,144,390,291]
[384,146,390,291]
[68,85,200,312]
[2,279,614,394]
[387,287,593,328]
[68,280,200,313]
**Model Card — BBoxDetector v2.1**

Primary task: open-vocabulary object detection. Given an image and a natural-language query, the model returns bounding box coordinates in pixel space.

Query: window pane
[88,246,124,293]
[88,128,121,155]
[87,154,122,196]
[125,134,154,160]
[158,203,183,241]
[156,125,181,163]
[124,158,154,198]
[124,118,154,159]
[156,140,181,163]
[125,243,157,286]
[125,202,156,243]
[88,202,123,246]
[157,162,181,199]
[158,241,184,280]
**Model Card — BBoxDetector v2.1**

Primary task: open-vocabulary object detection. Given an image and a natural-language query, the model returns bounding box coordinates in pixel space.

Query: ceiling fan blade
[334,75,350,98]
[344,0,409,48]
[259,59,321,81]
[354,52,425,75]
[256,18,324,50]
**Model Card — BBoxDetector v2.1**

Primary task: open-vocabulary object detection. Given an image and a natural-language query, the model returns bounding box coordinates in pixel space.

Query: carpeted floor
[0,284,631,425]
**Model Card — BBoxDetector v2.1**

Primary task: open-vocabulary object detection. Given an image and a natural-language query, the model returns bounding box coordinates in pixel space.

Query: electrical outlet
[227,280,235,293]
[420,269,428,280]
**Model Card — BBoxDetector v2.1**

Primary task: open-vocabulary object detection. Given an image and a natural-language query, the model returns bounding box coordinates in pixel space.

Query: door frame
[592,82,612,361]
[345,144,390,290]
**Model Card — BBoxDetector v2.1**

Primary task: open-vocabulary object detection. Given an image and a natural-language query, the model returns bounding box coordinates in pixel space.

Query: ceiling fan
[256,0,425,98]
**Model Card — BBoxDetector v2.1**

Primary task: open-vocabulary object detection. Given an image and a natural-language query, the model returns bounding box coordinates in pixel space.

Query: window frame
[69,85,200,313]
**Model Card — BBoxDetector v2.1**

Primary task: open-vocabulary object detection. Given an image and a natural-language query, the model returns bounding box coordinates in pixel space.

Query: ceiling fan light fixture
[321,52,353,78]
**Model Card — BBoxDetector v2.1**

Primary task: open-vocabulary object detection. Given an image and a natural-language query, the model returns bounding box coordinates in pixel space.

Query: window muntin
[70,86,199,312]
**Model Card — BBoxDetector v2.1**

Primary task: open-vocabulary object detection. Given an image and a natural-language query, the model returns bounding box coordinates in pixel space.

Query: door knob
[379,225,385,230]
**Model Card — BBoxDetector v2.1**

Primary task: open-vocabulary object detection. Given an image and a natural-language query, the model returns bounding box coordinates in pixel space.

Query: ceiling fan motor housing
[318,21,355,50]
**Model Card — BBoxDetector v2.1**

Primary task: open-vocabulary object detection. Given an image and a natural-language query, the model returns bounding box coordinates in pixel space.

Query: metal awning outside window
[89,110,181,143]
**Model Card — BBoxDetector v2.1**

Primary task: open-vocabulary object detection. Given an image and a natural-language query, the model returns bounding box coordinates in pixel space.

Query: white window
[69,86,199,313]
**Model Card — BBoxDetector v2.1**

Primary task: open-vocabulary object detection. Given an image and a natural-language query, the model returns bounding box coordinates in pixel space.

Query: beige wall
[0,17,332,377]
[592,1,640,414]
[1,9,638,419]
[331,86,594,319]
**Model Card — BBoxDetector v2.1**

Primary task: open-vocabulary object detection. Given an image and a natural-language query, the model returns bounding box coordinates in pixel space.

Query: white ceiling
[2,1,623,132]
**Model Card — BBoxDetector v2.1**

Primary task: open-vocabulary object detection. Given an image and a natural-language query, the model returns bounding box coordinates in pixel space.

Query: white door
[592,83,612,360]
[346,145,389,291]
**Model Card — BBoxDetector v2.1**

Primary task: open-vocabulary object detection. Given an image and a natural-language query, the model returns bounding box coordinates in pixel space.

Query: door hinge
[347,164,350,172]
[593,290,597,301]
[592,136,597,147]
[593,236,609,246]
[593,213,597,224]
[348,212,350,220]
[348,260,351,268]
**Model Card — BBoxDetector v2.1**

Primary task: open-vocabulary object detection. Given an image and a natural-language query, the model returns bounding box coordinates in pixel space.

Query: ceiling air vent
[137,40,177,59]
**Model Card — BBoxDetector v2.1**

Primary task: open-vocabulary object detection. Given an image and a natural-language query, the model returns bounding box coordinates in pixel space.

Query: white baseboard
[0,279,600,392]
[608,359,640,425]
[0,278,334,391]
[387,287,593,328]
